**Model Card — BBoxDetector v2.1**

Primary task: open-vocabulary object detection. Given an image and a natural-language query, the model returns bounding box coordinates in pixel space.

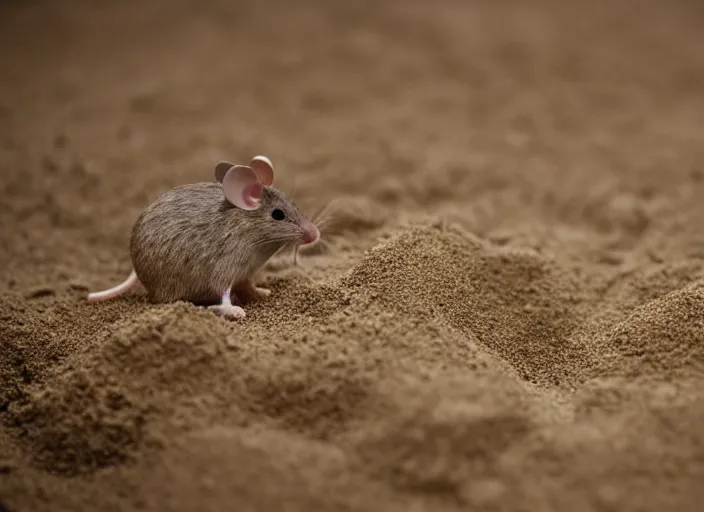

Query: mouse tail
[87,270,140,303]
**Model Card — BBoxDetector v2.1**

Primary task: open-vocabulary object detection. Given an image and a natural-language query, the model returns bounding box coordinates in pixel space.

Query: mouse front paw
[208,289,246,320]
[208,303,246,320]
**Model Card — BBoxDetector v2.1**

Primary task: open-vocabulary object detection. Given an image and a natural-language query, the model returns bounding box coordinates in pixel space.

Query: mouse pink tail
[87,270,139,303]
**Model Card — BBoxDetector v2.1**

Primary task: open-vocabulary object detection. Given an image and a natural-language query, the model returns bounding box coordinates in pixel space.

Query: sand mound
[7,305,230,474]
[2,0,704,510]
[595,283,704,379]
[340,225,593,387]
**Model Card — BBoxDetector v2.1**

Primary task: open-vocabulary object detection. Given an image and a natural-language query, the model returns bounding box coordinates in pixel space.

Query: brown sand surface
[2,0,704,510]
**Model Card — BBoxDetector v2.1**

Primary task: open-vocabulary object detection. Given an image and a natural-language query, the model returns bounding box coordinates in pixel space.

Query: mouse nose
[301,223,320,245]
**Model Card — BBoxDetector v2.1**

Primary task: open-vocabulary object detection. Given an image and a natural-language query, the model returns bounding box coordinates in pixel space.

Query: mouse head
[215,156,320,246]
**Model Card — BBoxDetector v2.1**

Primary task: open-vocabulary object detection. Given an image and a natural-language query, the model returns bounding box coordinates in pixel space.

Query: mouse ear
[215,161,236,183]
[221,165,263,210]
[250,155,274,186]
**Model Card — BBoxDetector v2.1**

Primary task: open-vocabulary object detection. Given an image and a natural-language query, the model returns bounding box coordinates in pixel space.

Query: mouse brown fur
[86,156,319,320]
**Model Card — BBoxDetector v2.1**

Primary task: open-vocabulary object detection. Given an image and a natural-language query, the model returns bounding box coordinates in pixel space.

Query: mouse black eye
[271,208,285,221]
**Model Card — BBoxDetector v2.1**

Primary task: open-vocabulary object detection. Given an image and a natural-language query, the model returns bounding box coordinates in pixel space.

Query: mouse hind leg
[231,279,271,305]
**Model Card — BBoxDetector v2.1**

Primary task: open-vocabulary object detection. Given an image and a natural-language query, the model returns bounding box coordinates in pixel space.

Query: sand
[1,0,704,510]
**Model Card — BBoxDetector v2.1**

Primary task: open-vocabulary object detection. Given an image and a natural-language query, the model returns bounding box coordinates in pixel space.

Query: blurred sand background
[1,0,703,510]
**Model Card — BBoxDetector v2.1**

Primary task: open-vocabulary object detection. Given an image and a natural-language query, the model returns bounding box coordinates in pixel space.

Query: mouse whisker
[315,213,341,237]
[312,201,342,232]
[315,214,336,231]
[311,199,335,225]
[313,237,332,253]
[247,235,297,251]
[291,176,298,200]
[254,237,296,249]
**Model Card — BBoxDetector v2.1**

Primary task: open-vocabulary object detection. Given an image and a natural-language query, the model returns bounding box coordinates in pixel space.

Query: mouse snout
[301,222,320,245]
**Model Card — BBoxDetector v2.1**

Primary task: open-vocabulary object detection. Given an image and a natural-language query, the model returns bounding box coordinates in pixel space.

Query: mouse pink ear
[250,155,274,186]
[219,164,263,210]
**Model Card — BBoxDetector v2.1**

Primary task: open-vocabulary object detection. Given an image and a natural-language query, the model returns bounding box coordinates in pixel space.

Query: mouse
[86,155,320,320]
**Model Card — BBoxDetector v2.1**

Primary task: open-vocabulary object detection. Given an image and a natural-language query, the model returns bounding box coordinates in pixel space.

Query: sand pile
[1,0,704,511]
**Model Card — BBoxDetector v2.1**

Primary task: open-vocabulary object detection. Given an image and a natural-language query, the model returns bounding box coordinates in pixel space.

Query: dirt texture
[1,0,704,511]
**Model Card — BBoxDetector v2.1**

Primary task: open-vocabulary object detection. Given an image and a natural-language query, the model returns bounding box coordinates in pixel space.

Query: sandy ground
[1,0,704,510]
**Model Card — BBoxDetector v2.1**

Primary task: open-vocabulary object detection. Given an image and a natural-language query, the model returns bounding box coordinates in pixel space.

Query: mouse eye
[271,208,285,221]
